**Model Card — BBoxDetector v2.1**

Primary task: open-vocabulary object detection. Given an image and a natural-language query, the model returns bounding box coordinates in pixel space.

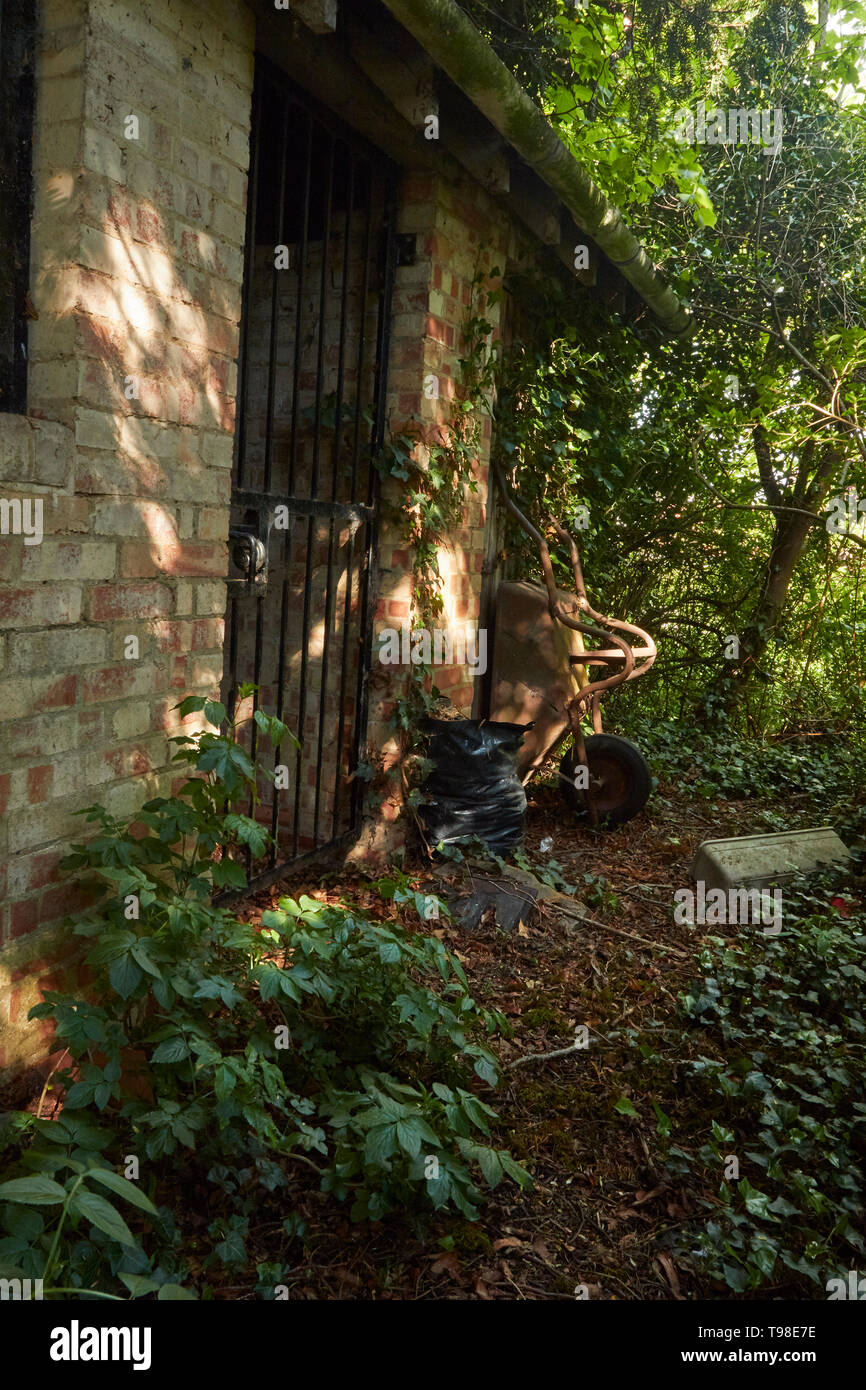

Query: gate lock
[228,524,268,590]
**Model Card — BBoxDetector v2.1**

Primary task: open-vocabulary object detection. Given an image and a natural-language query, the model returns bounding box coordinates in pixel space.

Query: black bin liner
[419,718,531,856]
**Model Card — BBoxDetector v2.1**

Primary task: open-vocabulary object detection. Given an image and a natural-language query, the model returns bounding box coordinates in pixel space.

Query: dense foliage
[677,862,866,1291]
[463,2,866,738]
[0,699,529,1299]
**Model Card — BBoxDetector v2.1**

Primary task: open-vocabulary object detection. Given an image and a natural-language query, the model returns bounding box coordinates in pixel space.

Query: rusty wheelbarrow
[486,467,657,826]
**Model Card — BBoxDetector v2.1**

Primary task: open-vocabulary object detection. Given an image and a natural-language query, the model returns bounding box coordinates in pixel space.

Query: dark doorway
[222,60,398,882]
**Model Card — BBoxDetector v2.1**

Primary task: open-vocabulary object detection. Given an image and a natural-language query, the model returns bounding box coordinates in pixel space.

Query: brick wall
[354,167,511,861]
[0,0,534,1074]
[0,0,255,1076]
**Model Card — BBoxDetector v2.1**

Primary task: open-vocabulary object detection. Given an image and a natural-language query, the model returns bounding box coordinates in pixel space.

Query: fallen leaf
[632,1184,666,1207]
[657,1252,684,1299]
[492,1236,525,1251]
[430,1251,463,1281]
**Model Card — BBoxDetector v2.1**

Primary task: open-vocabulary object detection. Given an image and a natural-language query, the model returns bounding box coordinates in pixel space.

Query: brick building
[0,0,688,1076]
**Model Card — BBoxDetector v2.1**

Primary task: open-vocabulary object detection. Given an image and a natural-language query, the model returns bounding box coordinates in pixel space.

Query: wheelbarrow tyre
[559,735,651,827]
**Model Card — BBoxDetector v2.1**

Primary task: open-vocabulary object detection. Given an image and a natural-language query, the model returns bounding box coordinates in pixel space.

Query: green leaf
[476,1147,503,1188]
[151,1036,191,1064]
[394,1120,423,1158]
[119,1272,162,1297]
[70,1190,135,1247]
[109,953,143,999]
[365,1125,397,1166]
[85,1169,158,1215]
[175,696,207,717]
[157,1283,198,1300]
[204,701,226,728]
[2,1205,45,1239]
[0,1176,67,1205]
[614,1097,639,1117]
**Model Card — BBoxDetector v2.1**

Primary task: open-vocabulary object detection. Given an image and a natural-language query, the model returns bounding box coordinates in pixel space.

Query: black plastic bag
[419,718,531,856]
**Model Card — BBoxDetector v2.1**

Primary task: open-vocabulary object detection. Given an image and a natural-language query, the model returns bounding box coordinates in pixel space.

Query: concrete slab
[691,827,850,892]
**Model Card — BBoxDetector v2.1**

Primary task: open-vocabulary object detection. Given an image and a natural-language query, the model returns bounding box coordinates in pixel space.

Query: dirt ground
[228,774,787,1302]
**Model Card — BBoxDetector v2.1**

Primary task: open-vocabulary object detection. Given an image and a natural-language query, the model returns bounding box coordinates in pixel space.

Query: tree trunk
[701,439,841,717]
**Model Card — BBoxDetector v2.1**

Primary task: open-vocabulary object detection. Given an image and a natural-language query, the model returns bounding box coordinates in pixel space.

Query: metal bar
[225,62,400,886]
[213,828,357,908]
[288,106,313,496]
[231,489,374,523]
[224,592,240,717]
[270,523,293,867]
[310,131,336,498]
[349,161,375,504]
[313,514,337,840]
[263,88,291,495]
[233,72,264,487]
[246,591,267,835]
[291,513,316,855]
[331,149,355,501]
[332,525,355,837]
[351,171,399,824]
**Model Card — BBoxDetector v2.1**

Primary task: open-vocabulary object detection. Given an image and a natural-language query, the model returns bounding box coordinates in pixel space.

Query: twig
[284,1153,326,1175]
[508,1039,587,1069]
[552,902,690,958]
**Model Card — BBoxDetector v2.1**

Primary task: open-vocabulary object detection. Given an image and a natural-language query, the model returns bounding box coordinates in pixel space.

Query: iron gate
[222,61,398,880]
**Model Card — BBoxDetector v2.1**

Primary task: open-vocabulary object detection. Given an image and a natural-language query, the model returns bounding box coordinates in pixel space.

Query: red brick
[34,675,78,713]
[120,540,225,579]
[89,582,172,620]
[191,617,224,649]
[10,897,42,940]
[0,587,81,626]
[0,773,10,814]
[39,880,99,928]
[13,851,63,895]
[27,765,54,805]
[82,665,152,703]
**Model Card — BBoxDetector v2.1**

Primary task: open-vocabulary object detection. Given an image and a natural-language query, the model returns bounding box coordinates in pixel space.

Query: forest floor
[226,770,815,1301]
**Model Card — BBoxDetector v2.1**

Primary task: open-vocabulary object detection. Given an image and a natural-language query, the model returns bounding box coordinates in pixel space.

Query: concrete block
[691,827,851,892]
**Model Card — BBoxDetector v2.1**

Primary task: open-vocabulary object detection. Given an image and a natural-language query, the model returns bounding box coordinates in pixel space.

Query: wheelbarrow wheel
[559,735,651,827]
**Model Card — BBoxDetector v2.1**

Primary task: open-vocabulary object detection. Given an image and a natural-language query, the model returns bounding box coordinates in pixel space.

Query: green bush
[0,692,530,1299]
[674,864,866,1292]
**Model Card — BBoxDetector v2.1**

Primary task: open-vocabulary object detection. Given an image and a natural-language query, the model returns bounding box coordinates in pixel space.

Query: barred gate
[222,61,398,881]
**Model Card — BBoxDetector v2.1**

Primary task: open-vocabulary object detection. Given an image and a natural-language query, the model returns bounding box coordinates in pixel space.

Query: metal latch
[228,525,268,589]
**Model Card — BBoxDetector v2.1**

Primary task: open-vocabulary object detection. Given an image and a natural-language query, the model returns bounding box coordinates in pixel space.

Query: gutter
[378,0,693,336]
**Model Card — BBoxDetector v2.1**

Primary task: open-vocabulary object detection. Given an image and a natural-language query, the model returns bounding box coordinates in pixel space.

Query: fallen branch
[551,902,691,958]
[508,1039,587,1069]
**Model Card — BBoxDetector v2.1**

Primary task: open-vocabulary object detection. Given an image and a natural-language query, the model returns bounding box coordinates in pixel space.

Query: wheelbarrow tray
[488,579,586,783]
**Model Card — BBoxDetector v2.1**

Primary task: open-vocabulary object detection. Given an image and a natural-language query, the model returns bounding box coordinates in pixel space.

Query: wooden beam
[291,0,337,33]
[251,0,436,170]
[347,16,437,131]
[444,128,509,195]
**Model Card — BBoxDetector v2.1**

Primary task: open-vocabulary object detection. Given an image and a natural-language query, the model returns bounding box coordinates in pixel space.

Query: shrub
[674,863,866,1292]
[0,692,530,1299]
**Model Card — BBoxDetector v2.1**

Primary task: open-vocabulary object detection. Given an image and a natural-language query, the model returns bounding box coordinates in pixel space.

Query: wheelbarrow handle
[493,463,657,695]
